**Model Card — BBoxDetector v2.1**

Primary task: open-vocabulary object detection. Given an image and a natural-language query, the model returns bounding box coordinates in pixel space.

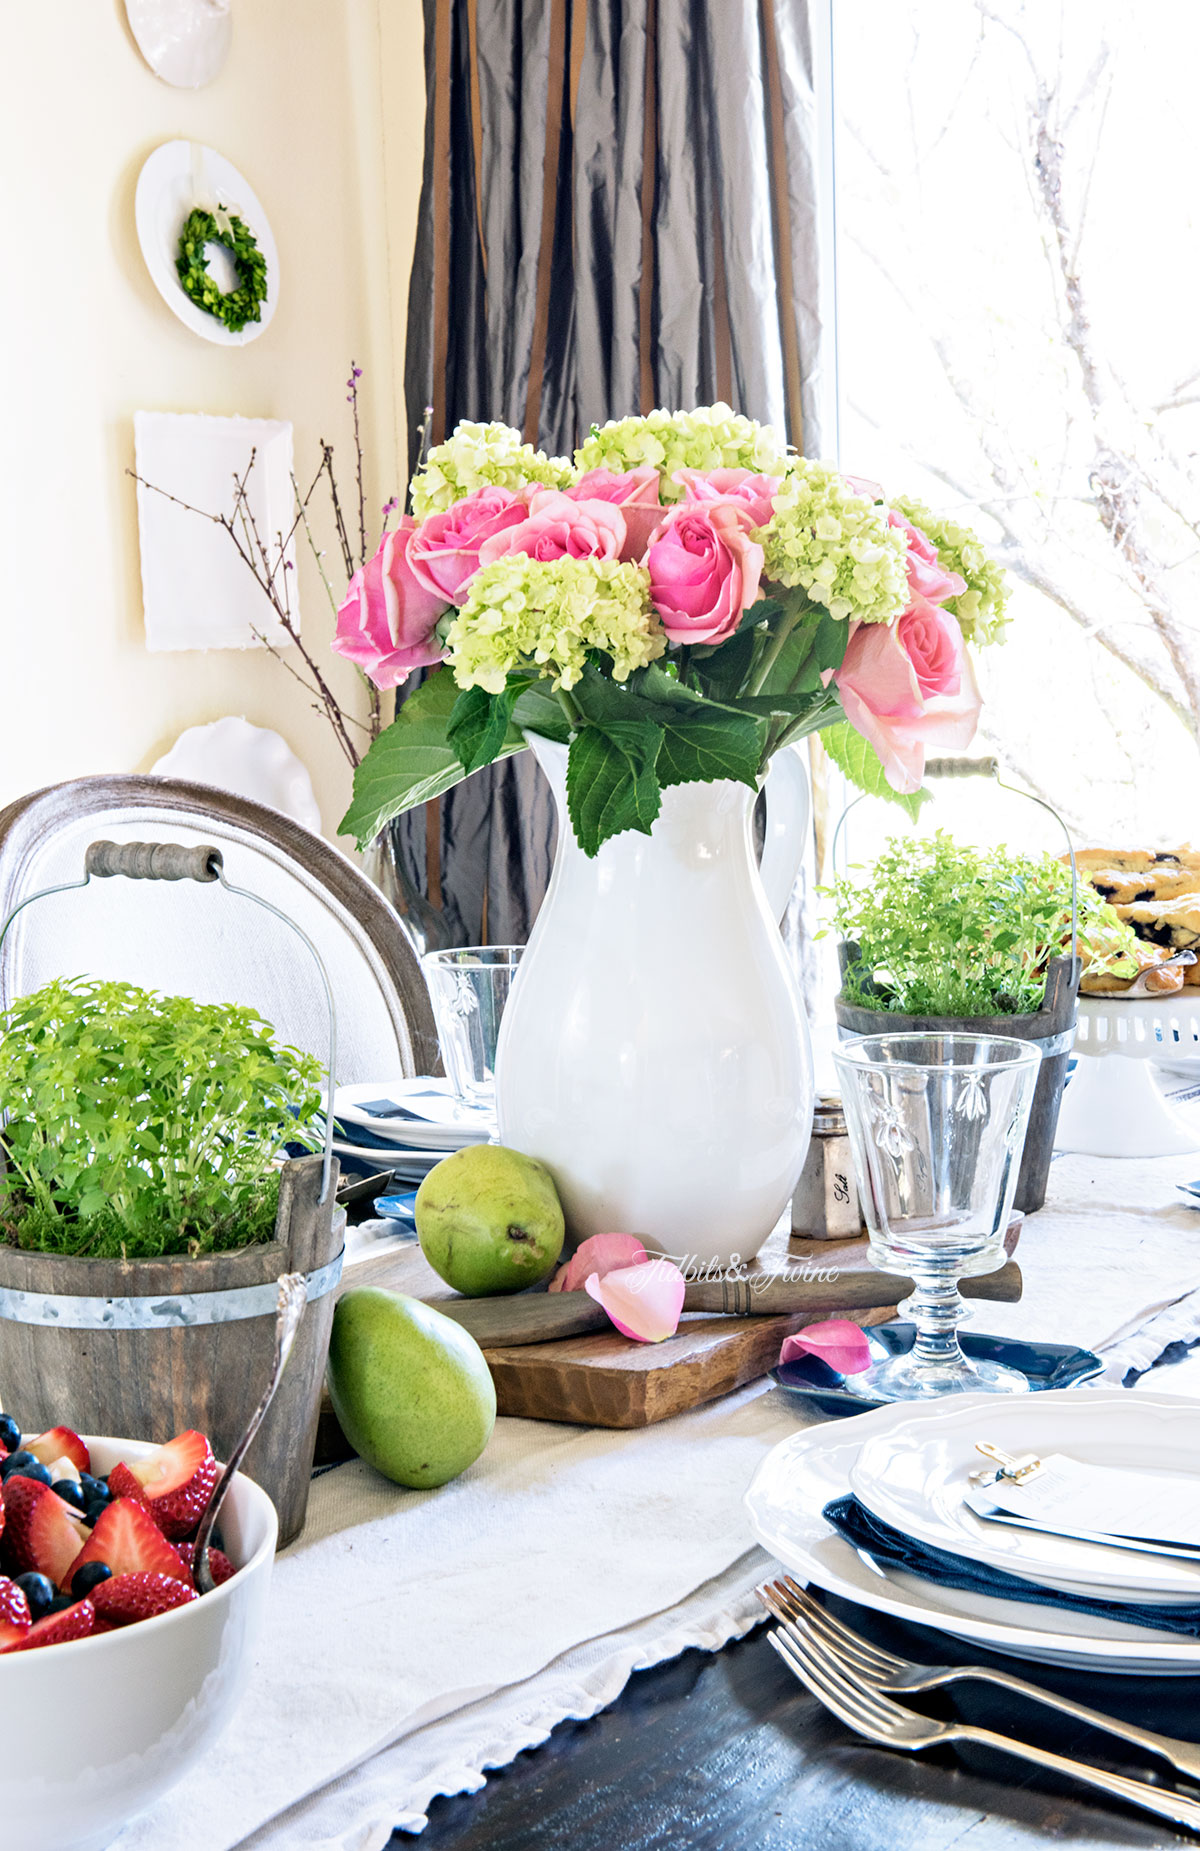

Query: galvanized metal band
[1036,1028,1077,1059]
[0,1250,344,1331]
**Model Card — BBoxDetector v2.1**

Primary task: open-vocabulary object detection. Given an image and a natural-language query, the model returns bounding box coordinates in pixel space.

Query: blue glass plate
[773,1325,1103,1416]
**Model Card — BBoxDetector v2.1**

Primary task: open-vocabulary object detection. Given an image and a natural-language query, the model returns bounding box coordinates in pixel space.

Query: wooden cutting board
[316,1219,1021,1449]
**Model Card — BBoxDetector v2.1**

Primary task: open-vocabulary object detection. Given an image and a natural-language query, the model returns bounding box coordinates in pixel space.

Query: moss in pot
[824,832,1138,1211]
[0,977,337,1545]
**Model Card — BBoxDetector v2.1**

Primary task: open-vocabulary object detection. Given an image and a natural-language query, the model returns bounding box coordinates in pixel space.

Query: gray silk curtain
[395,0,827,946]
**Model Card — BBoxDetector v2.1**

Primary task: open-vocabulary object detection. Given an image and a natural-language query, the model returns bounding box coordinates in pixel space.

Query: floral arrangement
[336,406,1009,856]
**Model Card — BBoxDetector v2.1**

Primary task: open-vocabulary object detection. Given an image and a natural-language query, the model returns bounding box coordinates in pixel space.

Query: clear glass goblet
[832,1032,1042,1401]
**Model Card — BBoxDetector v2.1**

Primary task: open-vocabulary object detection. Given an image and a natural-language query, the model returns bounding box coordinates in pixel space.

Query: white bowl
[3,1435,277,1851]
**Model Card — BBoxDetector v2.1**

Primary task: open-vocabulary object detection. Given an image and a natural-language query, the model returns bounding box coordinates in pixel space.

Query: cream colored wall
[0,0,427,842]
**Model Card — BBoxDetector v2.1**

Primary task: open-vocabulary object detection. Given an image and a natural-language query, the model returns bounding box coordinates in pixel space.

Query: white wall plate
[126,0,232,90]
[151,718,322,833]
[135,140,278,345]
[134,410,296,651]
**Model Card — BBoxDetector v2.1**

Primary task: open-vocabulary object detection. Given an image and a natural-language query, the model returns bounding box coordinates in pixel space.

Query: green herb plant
[0,978,323,1260]
[826,830,1140,1017]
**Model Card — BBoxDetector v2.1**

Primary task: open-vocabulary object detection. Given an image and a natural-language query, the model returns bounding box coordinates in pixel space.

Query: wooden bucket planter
[835,954,1078,1215]
[0,1154,343,1548]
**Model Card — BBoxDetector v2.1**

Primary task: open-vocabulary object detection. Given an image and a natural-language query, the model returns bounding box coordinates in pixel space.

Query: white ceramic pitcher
[494,733,815,1267]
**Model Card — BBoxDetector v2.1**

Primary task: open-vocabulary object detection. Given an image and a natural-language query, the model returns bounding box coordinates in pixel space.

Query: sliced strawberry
[24,1427,90,1474]
[92,1571,198,1627]
[177,1539,236,1587]
[8,1598,94,1651]
[107,1432,217,1539]
[2,1476,90,1586]
[65,1497,189,1590]
[0,1577,30,1648]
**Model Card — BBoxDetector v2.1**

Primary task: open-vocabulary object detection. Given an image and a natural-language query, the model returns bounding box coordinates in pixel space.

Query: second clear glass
[423,947,523,1110]
[832,1031,1042,1401]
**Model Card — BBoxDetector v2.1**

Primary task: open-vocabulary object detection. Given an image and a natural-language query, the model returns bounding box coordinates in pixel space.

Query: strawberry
[92,1572,198,1627]
[66,1497,189,1590]
[177,1540,236,1587]
[0,1577,30,1648]
[24,1427,90,1474]
[106,1432,217,1540]
[2,1476,90,1587]
[9,1598,94,1651]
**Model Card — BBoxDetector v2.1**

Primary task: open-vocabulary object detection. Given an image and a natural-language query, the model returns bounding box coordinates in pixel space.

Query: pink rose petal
[779,1319,872,1376]
[584,1259,686,1343]
[548,1232,648,1294]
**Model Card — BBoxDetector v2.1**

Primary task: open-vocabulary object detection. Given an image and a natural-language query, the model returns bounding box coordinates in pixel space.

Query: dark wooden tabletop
[407,1602,1198,1850]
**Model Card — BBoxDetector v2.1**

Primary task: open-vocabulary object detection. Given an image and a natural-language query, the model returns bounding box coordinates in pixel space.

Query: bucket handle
[0,841,337,1206]
[829,757,1080,984]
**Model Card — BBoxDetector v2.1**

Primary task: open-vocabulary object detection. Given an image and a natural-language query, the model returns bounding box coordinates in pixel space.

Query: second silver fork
[760,1574,1200,1788]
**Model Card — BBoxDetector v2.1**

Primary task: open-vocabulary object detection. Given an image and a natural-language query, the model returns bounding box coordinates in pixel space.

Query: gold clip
[968,1441,1044,1487]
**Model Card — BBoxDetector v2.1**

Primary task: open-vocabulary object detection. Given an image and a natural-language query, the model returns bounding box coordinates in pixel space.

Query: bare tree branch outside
[835,0,1200,843]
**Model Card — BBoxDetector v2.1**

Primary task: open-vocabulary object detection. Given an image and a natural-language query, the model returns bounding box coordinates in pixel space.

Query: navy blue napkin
[823,1495,1200,1637]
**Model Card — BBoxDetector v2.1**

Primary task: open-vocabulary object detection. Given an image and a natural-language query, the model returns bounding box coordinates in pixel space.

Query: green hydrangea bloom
[892,496,1010,645]
[410,421,573,519]
[574,404,787,502]
[760,460,909,623]
[446,556,665,693]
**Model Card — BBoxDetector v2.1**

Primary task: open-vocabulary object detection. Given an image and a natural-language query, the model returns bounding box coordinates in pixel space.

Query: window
[831,0,1200,850]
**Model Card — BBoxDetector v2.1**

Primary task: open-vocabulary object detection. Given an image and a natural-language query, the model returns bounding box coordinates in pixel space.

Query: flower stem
[556,688,582,733]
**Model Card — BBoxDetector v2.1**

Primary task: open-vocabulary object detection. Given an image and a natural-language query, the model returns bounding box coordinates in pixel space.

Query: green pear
[415,1144,565,1297]
[326,1287,496,1488]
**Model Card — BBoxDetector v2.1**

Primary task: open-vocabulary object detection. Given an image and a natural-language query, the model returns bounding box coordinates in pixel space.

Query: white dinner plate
[334,1080,493,1150]
[849,1391,1200,1603]
[745,1392,1200,1673]
[331,1140,444,1175]
[135,141,279,345]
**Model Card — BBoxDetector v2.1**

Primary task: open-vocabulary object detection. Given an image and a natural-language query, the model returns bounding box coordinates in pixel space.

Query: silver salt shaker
[790,1095,864,1243]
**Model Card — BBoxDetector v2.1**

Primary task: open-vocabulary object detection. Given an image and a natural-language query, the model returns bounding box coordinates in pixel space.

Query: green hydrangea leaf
[339,670,527,847]
[820,721,930,821]
[447,676,533,776]
[566,720,663,857]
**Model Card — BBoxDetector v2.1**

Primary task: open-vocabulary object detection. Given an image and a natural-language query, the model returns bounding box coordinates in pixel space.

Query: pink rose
[408,485,527,602]
[644,503,763,645]
[566,466,663,560]
[331,518,447,689]
[673,468,781,531]
[887,511,967,609]
[477,489,627,566]
[834,602,981,793]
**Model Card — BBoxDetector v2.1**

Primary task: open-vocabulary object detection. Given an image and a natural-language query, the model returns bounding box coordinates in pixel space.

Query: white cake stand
[1055,994,1200,1157]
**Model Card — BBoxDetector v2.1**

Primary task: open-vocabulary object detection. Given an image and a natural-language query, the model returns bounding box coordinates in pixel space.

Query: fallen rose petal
[547,1232,649,1293]
[779,1319,872,1376]
[584,1259,686,1342]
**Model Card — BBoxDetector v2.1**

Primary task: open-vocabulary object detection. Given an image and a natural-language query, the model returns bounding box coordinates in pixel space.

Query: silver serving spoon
[192,1272,308,1595]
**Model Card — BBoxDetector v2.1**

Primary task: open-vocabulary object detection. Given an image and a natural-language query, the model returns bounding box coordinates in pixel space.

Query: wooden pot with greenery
[0,977,342,1546]
[828,834,1135,1213]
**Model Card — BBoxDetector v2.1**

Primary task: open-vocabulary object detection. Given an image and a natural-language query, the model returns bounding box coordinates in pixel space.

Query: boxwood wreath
[175,206,267,334]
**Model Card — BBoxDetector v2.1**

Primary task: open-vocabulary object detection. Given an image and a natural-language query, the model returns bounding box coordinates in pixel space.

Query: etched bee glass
[832,1032,1042,1400]
[423,947,523,1107]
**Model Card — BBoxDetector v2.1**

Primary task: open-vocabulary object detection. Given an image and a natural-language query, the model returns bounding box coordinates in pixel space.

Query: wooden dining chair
[0,776,439,1082]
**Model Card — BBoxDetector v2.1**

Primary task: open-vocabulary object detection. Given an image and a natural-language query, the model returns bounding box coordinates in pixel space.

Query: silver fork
[760,1574,1200,1787]
[758,1585,1200,1834]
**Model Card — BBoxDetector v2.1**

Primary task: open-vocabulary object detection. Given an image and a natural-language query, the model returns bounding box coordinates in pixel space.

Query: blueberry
[52,1479,86,1513]
[78,1473,108,1504]
[44,1594,75,1616]
[12,1461,51,1488]
[0,1415,20,1453]
[71,1561,112,1599]
[14,1572,55,1620]
[0,1450,36,1480]
[83,1498,110,1528]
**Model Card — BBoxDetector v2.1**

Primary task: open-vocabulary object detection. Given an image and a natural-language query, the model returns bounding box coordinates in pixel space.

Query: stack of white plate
[327,1079,493,1183]
[745,1390,1200,1675]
